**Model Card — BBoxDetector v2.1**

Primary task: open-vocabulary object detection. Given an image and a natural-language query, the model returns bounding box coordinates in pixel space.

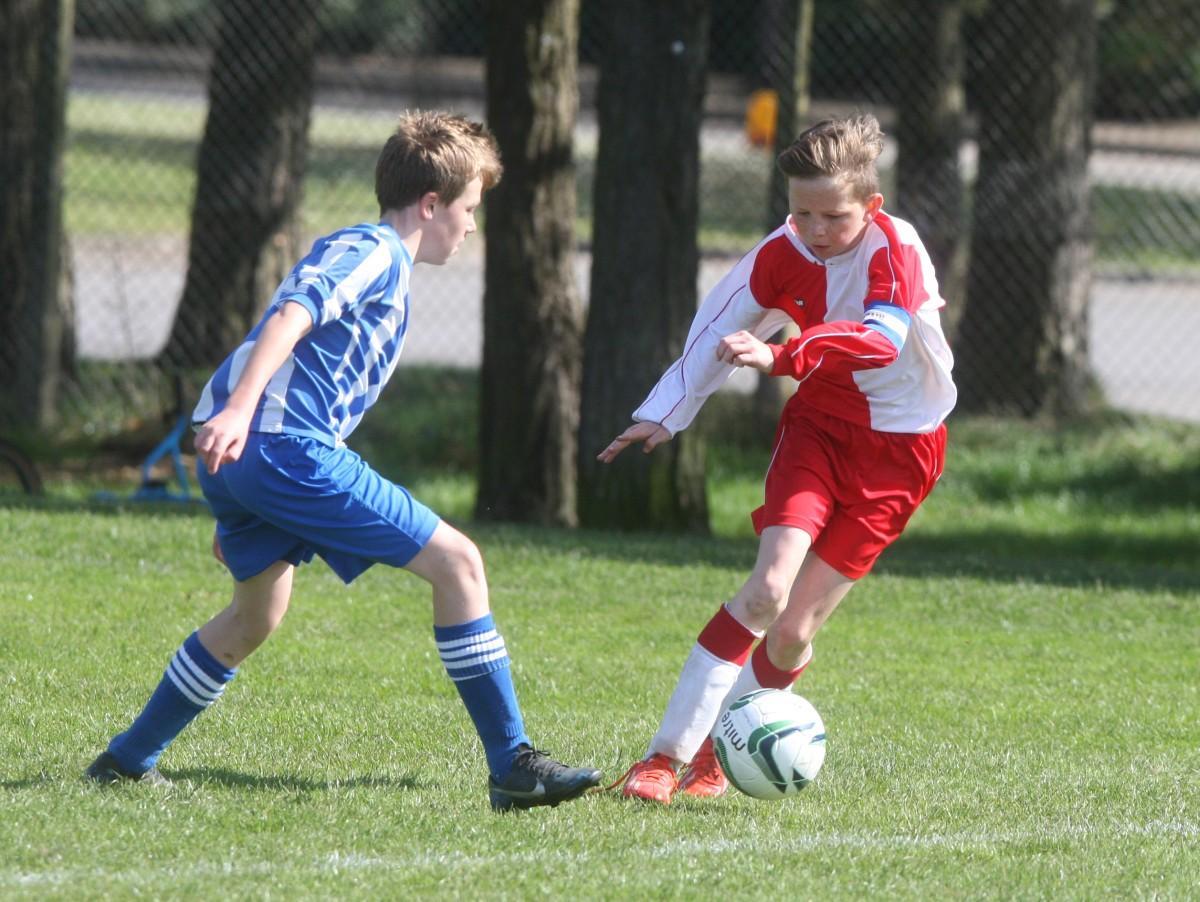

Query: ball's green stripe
[713,737,754,797]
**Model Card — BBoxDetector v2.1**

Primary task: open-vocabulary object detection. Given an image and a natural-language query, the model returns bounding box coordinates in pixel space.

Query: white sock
[646,604,763,764]
[648,644,742,764]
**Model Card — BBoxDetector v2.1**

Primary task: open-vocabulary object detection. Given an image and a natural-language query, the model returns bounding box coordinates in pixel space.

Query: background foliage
[42,0,1198,441]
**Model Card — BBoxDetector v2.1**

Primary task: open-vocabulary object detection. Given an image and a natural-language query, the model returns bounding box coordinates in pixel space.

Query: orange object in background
[745,88,778,148]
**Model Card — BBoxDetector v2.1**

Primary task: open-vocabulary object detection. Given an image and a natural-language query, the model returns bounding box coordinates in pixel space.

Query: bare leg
[726,526,814,631]
[197,560,295,668]
[403,520,490,626]
[765,553,856,669]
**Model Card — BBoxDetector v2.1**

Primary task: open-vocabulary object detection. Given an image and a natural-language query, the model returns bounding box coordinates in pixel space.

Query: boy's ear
[419,190,439,220]
[865,193,884,219]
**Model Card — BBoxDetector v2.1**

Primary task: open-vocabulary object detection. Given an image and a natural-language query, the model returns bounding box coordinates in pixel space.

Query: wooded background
[2,0,1198,530]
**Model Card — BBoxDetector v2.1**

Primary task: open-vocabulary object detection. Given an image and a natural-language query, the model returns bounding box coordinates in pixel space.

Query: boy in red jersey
[599,113,956,803]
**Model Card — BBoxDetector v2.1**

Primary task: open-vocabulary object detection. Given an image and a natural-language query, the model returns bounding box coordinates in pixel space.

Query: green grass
[1093,184,1200,274]
[65,94,388,237]
[2,393,1198,899]
[66,92,1200,268]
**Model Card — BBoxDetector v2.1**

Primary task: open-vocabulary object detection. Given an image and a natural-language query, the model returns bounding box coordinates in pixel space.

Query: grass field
[2,390,1197,899]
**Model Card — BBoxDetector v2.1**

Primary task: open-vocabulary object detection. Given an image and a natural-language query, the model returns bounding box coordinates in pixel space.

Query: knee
[768,617,814,657]
[231,597,288,639]
[735,571,791,626]
[428,532,487,593]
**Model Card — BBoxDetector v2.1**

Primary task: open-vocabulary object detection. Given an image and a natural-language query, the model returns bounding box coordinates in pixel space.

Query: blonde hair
[375,110,503,213]
[776,113,885,201]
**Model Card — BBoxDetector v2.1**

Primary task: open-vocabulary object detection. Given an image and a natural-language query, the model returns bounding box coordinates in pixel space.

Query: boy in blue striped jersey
[85,111,601,811]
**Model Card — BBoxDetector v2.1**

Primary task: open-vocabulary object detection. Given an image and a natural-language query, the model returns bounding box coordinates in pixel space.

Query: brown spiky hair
[776,113,885,201]
[374,110,503,214]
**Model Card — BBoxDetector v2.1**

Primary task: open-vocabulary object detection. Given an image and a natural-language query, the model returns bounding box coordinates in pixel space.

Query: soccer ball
[712,688,826,800]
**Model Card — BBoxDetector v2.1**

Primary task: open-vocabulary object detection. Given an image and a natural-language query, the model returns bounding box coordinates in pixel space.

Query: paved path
[74,238,1200,423]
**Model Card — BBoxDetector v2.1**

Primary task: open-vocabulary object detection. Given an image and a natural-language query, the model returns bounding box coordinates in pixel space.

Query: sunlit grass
[2,405,1198,898]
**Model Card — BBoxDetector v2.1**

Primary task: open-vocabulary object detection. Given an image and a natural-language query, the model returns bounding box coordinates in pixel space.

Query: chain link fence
[57,0,1200,435]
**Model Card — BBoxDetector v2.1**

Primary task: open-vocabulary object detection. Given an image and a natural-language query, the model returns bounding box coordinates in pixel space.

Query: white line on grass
[6,819,1196,889]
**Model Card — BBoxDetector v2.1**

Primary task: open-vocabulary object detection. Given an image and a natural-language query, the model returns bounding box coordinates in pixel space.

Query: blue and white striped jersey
[193,222,412,447]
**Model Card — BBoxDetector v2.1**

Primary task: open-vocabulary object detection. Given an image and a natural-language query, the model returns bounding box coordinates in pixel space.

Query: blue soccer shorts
[196,432,440,584]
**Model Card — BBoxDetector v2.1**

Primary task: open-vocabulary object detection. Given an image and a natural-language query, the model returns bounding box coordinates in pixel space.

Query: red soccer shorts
[750,404,947,579]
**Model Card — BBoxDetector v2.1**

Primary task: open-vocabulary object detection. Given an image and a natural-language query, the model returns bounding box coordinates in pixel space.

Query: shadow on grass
[0,776,62,790]
[163,768,421,792]
[865,528,1200,594]
[473,521,760,573]
[0,771,419,792]
[5,494,1197,595]
[470,520,1200,595]
[939,411,1200,513]
[0,496,210,518]
[959,455,1200,512]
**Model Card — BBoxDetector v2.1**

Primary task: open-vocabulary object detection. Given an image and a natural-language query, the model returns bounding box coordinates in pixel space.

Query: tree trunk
[578,0,710,532]
[478,0,583,527]
[893,0,968,339]
[160,0,321,373]
[760,0,813,234]
[957,0,1097,418]
[0,0,74,432]
[751,0,813,434]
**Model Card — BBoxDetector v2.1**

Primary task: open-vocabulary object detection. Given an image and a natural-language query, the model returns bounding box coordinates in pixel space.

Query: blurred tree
[577,0,710,532]
[809,0,899,104]
[478,0,583,527]
[956,0,1099,417]
[893,0,970,338]
[0,0,75,432]
[160,0,322,372]
[74,0,212,43]
[758,0,814,235]
[750,0,813,435]
[317,0,427,55]
[1096,0,1200,119]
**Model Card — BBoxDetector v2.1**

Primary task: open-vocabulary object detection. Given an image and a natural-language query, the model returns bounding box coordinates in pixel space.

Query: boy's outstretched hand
[597,421,672,463]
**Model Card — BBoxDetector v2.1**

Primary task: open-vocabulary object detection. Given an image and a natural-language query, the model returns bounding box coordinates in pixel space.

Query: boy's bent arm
[195,302,313,474]
[768,316,902,383]
[633,260,791,436]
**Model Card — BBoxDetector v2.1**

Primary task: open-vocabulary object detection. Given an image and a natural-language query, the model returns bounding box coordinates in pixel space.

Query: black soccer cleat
[85,751,172,787]
[488,744,602,812]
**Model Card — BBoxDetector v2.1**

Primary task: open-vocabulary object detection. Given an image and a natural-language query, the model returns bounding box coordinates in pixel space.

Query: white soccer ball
[712,688,826,800]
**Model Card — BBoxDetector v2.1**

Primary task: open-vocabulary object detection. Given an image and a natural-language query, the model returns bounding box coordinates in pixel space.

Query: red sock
[696,604,758,666]
[750,640,811,689]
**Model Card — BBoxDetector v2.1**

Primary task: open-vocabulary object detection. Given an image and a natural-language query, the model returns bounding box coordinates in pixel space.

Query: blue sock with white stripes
[107,631,237,774]
[434,613,529,781]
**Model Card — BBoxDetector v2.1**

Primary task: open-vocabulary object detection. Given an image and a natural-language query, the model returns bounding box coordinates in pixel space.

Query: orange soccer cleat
[676,737,729,798]
[616,753,678,804]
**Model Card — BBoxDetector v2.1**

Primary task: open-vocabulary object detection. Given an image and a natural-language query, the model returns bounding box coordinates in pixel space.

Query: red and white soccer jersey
[633,211,957,435]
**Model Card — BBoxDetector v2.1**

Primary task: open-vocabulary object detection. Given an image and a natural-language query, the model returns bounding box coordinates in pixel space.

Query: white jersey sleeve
[632,244,792,436]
